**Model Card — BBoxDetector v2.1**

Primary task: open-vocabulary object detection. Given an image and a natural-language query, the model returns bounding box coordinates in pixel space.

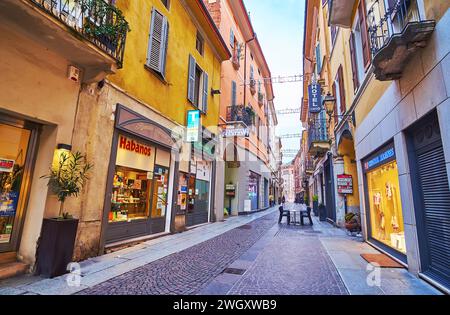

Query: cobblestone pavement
[78,212,278,295]
[227,224,348,295]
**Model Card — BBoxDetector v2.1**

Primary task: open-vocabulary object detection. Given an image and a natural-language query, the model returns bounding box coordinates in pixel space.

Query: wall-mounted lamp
[211,89,221,96]
[57,143,72,151]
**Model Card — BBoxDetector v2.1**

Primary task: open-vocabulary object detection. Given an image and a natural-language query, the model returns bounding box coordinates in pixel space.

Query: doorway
[0,117,38,253]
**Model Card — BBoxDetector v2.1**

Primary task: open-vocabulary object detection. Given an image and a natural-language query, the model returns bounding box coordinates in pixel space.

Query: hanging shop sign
[308,83,322,113]
[0,158,15,173]
[222,127,250,138]
[364,144,396,172]
[225,184,236,197]
[337,174,353,194]
[116,135,155,172]
[186,110,201,142]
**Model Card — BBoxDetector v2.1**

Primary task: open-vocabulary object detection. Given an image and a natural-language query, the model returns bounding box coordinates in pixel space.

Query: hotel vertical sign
[308,83,322,113]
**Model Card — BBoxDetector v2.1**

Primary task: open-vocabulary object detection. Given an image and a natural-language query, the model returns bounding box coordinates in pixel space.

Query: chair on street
[300,207,313,226]
[278,205,290,225]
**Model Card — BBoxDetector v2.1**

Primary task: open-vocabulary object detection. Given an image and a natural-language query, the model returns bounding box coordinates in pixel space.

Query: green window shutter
[231,81,237,106]
[202,72,209,113]
[147,9,165,73]
[188,55,196,103]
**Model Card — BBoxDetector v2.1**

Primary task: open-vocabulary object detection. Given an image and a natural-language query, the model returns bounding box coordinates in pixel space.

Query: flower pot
[318,204,327,222]
[313,201,319,216]
[35,218,79,278]
[345,222,360,233]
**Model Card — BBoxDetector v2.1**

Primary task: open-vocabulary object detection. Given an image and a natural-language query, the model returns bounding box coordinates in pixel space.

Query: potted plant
[345,212,361,234]
[35,151,93,278]
[318,202,327,222]
[312,195,319,216]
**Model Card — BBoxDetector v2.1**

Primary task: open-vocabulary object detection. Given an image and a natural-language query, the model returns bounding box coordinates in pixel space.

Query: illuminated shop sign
[308,83,322,113]
[364,146,395,172]
[0,158,15,173]
[186,110,201,142]
[119,136,152,156]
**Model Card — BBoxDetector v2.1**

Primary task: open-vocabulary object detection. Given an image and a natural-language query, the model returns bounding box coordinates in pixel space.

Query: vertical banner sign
[186,110,201,142]
[308,83,322,113]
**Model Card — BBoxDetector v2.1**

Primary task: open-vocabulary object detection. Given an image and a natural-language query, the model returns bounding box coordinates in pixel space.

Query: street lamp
[323,92,336,118]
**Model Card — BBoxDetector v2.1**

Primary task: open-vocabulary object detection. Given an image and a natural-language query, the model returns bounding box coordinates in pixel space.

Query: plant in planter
[35,151,93,278]
[318,202,327,222]
[345,212,361,234]
[312,195,319,216]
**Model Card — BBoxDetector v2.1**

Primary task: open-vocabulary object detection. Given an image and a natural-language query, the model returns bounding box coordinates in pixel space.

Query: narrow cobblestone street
[0,206,441,295]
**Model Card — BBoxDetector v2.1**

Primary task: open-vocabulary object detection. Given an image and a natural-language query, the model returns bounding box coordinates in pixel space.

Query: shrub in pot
[345,212,361,233]
[312,195,319,216]
[35,151,92,278]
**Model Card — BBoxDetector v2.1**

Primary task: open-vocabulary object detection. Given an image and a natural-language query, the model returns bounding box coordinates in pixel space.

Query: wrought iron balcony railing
[367,0,435,80]
[368,0,421,54]
[304,157,314,174]
[30,0,129,67]
[308,119,328,144]
[226,105,255,127]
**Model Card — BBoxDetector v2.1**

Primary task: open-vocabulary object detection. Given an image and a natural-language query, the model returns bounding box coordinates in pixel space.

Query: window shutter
[337,66,346,115]
[147,9,165,73]
[160,18,169,76]
[202,72,209,113]
[230,29,234,48]
[349,32,359,92]
[231,81,237,106]
[187,55,196,103]
[250,66,254,80]
[316,43,322,73]
[358,0,371,68]
[332,82,338,125]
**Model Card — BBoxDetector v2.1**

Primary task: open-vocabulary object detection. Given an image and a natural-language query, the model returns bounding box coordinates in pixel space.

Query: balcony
[249,79,256,95]
[0,0,129,83]
[328,0,358,28]
[226,105,255,127]
[368,0,435,81]
[304,157,314,175]
[258,92,264,106]
[308,118,330,156]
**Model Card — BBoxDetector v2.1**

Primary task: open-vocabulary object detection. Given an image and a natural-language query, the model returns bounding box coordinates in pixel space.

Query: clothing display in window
[366,161,406,254]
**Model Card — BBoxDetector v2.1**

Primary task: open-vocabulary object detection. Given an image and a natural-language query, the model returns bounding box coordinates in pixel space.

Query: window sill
[144,64,169,85]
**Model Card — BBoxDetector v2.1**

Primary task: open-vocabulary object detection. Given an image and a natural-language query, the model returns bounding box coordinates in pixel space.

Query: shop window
[366,160,405,253]
[110,166,151,222]
[0,124,31,245]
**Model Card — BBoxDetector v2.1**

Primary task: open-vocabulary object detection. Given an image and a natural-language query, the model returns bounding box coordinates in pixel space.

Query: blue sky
[244,0,305,164]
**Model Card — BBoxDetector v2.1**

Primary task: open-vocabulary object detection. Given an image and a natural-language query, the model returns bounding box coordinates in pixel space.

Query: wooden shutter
[147,9,166,73]
[231,81,237,106]
[337,66,346,115]
[230,29,234,48]
[250,66,254,80]
[202,72,209,113]
[358,0,371,68]
[160,19,169,75]
[332,82,338,125]
[187,55,196,103]
[349,32,360,92]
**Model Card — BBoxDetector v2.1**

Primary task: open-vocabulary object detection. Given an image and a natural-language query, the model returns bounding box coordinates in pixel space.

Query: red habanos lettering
[119,136,152,156]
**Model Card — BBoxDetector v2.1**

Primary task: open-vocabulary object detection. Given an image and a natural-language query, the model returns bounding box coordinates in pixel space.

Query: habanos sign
[116,135,155,172]
[337,174,353,195]
[0,158,15,173]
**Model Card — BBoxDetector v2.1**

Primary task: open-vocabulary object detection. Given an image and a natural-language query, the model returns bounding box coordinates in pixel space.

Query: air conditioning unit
[68,65,81,82]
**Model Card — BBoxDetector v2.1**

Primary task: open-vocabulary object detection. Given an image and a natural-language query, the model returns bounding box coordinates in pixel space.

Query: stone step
[0,262,29,281]
[0,252,17,264]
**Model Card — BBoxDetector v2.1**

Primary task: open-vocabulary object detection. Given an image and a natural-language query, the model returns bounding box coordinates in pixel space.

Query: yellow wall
[111,0,223,132]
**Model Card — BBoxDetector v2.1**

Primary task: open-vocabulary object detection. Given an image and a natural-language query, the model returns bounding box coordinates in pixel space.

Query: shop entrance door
[0,119,38,253]
[408,111,450,289]
[324,157,336,222]
[186,178,209,227]
[149,165,170,234]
